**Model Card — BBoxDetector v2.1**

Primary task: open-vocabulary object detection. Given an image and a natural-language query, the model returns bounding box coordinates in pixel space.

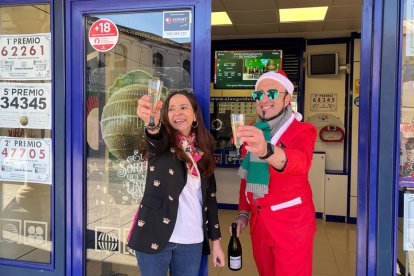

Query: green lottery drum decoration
[100,70,167,161]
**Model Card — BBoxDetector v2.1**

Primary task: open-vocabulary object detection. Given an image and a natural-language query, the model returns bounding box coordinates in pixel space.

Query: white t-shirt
[169,167,204,244]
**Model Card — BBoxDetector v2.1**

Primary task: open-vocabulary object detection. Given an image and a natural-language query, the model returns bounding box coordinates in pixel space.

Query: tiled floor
[210,210,356,276]
[83,208,356,275]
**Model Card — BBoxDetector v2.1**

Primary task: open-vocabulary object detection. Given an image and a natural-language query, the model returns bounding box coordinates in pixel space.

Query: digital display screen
[214,50,282,89]
[309,53,338,76]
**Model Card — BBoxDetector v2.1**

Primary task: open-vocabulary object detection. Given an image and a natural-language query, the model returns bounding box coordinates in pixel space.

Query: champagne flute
[230,113,245,160]
[147,79,163,127]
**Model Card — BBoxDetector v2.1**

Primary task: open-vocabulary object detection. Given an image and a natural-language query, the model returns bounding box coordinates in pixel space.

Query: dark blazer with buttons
[128,128,221,255]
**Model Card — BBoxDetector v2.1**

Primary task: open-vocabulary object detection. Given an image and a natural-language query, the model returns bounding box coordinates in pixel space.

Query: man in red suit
[233,70,317,276]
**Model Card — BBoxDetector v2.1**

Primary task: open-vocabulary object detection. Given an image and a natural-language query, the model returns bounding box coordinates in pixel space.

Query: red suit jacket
[239,119,317,216]
[238,111,317,276]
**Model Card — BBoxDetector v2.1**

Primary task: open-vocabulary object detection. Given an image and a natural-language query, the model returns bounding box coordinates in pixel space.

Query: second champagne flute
[147,79,163,127]
[230,113,245,159]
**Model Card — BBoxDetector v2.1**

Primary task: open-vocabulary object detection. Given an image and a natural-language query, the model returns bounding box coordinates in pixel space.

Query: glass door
[83,10,192,276]
[68,1,211,274]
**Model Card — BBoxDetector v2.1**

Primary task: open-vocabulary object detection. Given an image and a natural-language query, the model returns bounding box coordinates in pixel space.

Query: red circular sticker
[88,19,119,52]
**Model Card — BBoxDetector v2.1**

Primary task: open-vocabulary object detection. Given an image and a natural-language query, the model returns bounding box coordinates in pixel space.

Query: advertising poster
[0,33,51,80]
[310,93,337,111]
[400,121,414,186]
[163,11,191,39]
[0,82,51,129]
[0,137,52,184]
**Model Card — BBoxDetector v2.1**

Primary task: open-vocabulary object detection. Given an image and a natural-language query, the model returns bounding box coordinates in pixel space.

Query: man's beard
[259,106,287,121]
[258,94,289,121]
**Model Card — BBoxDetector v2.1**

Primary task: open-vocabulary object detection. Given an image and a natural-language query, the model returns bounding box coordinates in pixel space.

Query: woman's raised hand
[136,95,163,126]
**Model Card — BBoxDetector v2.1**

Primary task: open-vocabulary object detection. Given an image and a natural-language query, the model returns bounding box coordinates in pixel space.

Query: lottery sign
[88,19,119,52]
[0,137,52,184]
[163,11,191,39]
[0,83,51,129]
[310,93,337,111]
[0,33,51,80]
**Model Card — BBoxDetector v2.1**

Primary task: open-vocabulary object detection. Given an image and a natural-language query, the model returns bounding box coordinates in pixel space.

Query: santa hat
[254,70,294,94]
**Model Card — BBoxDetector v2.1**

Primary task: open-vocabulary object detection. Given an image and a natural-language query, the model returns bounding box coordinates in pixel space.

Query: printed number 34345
[0,97,46,110]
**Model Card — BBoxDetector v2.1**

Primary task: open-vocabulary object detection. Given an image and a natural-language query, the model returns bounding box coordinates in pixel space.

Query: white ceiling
[212,0,363,40]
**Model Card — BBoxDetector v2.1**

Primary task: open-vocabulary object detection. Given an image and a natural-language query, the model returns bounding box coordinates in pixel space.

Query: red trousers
[248,194,315,276]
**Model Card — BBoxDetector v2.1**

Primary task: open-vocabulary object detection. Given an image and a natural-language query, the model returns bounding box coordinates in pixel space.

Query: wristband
[238,211,249,219]
[258,142,275,160]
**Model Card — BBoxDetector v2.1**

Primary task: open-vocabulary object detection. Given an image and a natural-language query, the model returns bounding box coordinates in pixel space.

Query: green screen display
[214,50,282,89]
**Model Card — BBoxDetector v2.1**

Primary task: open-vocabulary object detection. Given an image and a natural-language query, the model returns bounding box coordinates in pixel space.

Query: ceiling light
[279,7,328,23]
[211,12,232,26]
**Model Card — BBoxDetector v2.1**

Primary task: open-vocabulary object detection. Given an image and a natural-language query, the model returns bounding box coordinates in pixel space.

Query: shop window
[398,4,414,273]
[0,4,52,265]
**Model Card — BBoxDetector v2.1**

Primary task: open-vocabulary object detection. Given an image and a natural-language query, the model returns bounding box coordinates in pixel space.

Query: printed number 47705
[2,148,46,159]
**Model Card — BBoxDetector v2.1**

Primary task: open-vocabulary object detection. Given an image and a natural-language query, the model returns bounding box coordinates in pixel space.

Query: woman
[128,89,225,276]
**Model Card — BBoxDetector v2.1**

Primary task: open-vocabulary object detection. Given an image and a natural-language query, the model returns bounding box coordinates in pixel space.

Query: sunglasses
[251,89,286,101]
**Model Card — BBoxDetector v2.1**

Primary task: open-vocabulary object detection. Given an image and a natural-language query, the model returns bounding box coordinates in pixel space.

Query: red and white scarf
[178,133,204,176]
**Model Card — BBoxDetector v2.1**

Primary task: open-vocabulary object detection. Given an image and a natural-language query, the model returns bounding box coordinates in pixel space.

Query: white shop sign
[0,33,51,80]
[0,137,52,184]
[0,82,51,129]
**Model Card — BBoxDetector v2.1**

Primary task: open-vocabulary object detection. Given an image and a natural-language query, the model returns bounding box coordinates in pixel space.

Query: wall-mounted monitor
[214,50,283,89]
[307,53,338,77]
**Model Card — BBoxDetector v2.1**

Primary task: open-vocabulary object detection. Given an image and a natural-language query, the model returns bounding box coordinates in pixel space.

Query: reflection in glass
[398,4,414,273]
[84,11,191,275]
[0,4,52,264]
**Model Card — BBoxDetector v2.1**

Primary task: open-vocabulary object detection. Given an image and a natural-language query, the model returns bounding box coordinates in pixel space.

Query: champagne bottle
[228,222,242,271]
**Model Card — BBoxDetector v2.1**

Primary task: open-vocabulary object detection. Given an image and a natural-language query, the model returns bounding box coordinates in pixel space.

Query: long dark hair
[161,90,216,177]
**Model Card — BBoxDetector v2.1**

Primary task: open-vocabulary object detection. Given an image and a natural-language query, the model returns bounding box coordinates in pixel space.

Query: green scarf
[238,105,293,199]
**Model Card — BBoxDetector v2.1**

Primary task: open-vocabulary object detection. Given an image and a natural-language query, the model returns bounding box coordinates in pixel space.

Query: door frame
[65,0,211,275]
[357,0,401,275]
